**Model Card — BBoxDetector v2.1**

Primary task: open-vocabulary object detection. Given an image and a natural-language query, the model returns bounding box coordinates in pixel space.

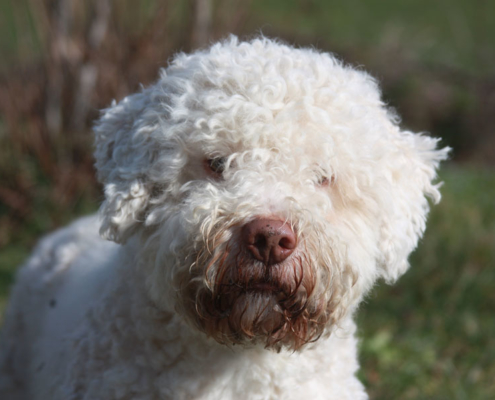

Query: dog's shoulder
[0,215,119,398]
[3,214,115,336]
[13,215,100,286]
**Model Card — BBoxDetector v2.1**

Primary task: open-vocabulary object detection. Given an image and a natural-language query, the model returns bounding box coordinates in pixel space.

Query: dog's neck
[58,237,365,398]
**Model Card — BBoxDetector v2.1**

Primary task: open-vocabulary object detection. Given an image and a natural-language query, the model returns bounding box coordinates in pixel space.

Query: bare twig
[71,0,111,131]
[190,0,213,49]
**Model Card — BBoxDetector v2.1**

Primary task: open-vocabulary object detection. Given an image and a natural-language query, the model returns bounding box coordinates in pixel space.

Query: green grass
[1,167,494,398]
[248,0,495,77]
[358,166,495,399]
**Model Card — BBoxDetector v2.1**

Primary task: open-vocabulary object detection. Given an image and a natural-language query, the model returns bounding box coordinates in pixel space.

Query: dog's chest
[59,311,364,399]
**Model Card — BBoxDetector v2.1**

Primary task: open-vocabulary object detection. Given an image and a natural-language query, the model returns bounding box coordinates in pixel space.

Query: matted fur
[0,36,448,399]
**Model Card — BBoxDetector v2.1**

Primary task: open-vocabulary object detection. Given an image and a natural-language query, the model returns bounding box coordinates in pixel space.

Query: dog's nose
[242,218,297,265]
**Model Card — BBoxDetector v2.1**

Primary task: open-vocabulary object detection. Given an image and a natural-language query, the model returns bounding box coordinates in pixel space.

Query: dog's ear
[377,130,449,283]
[93,90,156,244]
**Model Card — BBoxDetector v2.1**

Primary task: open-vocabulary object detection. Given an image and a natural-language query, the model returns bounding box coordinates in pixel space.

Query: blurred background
[0,0,493,398]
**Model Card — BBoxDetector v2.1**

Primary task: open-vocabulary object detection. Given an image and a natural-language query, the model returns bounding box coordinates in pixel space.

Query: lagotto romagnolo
[0,36,449,399]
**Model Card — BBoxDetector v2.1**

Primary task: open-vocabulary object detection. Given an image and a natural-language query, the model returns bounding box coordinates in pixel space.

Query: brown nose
[242,218,297,265]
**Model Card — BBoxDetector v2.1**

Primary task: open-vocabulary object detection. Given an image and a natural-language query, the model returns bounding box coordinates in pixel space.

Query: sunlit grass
[358,166,495,399]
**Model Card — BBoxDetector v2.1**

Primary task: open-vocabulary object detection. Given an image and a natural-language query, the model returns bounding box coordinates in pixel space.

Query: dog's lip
[246,282,279,292]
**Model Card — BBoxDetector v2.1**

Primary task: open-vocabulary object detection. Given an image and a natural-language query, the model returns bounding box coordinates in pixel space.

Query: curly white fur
[0,36,448,399]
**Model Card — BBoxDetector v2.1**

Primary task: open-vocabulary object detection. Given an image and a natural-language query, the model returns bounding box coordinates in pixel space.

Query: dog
[0,36,448,399]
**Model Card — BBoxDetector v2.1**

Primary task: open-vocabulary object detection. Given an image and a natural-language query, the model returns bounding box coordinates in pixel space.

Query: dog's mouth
[246,281,280,292]
[182,247,333,350]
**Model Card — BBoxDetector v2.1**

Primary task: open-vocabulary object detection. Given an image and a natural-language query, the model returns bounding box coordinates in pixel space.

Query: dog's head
[94,36,449,350]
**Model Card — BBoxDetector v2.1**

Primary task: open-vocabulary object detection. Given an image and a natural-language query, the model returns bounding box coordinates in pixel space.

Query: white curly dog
[0,37,448,399]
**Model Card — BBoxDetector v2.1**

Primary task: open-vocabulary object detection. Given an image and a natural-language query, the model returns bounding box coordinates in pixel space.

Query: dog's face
[94,37,448,350]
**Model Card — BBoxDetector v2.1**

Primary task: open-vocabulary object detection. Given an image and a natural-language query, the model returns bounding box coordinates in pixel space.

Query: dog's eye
[206,157,226,175]
[318,176,329,187]
[317,175,333,187]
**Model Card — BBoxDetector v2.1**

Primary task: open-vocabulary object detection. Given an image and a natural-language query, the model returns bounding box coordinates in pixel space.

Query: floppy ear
[93,90,156,244]
[377,130,449,282]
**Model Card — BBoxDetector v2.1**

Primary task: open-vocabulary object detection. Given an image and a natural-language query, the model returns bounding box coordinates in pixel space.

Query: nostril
[278,236,296,250]
[254,234,267,248]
